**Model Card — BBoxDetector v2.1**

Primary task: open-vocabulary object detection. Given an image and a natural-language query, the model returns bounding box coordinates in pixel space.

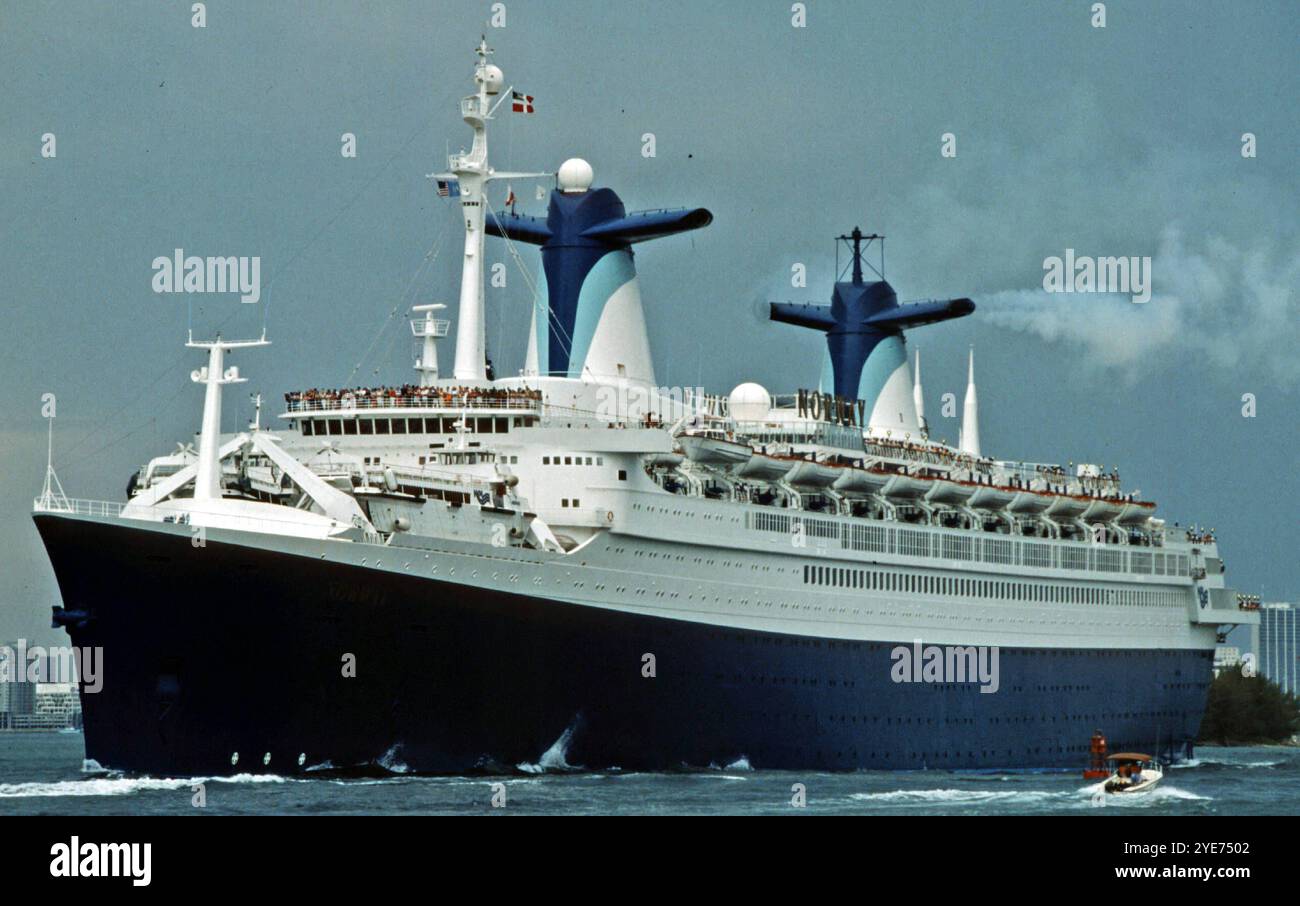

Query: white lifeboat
[833,467,890,496]
[1007,490,1052,515]
[969,485,1016,510]
[1044,494,1089,519]
[925,479,975,506]
[678,434,752,466]
[882,473,930,500]
[1081,497,1124,523]
[643,452,685,469]
[1115,500,1157,526]
[782,459,841,489]
[736,451,793,481]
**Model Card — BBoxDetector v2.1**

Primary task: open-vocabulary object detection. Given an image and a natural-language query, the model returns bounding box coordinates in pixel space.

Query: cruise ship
[32,41,1256,775]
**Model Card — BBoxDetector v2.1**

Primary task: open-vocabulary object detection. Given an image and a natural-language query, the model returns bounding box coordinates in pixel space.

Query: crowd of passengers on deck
[285,385,542,406]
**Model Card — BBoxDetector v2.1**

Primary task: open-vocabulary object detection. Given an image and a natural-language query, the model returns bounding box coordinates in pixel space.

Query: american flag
[511,90,535,114]
[436,179,460,197]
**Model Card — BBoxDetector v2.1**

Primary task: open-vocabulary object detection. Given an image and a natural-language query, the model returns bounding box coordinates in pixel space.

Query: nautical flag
[505,188,516,207]
[511,90,535,113]
[436,179,460,198]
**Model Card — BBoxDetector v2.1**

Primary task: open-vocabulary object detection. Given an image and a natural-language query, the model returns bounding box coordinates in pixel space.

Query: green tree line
[1199,670,1300,744]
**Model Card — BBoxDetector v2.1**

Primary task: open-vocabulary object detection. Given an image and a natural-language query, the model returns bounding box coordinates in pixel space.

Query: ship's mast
[436,38,548,383]
[187,332,269,501]
[448,39,495,381]
[411,303,450,386]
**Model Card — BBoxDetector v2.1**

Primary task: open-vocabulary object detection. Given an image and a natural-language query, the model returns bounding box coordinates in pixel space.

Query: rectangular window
[375,419,390,434]
[564,456,573,465]
[561,499,569,508]
[495,417,508,433]
[618,470,627,481]
[301,420,314,436]
[327,419,342,435]
[343,419,358,435]
[543,456,550,465]
[391,418,407,435]
[424,418,439,434]
[408,418,423,434]
[359,419,373,435]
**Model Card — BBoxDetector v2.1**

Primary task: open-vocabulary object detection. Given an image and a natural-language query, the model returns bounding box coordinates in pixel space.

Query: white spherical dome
[479,64,504,95]
[557,158,594,193]
[729,382,772,422]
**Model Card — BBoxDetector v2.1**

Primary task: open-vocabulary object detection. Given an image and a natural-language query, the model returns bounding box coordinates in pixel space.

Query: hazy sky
[1,0,1295,646]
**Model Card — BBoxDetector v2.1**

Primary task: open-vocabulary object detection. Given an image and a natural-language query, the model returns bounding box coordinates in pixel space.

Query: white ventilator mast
[960,346,981,458]
[411,304,450,385]
[188,332,269,501]
[912,348,927,437]
[436,38,548,382]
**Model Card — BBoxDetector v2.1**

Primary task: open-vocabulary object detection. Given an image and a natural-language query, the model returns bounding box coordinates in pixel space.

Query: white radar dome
[729,382,772,422]
[479,64,504,95]
[557,158,594,193]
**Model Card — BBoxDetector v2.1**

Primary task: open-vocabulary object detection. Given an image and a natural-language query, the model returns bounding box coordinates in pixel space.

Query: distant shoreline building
[1252,602,1298,695]
[1213,646,1242,677]
[0,641,82,731]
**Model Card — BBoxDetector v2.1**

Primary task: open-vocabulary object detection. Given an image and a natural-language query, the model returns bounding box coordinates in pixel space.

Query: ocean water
[0,733,1295,815]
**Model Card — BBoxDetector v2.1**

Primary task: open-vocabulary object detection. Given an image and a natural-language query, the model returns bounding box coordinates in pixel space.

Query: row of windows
[801,564,1182,608]
[753,512,1191,577]
[542,454,604,466]
[301,415,534,437]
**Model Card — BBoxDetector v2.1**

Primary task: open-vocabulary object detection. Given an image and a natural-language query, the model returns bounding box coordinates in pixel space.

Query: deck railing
[32,497,125,517]
[285,394,542,414]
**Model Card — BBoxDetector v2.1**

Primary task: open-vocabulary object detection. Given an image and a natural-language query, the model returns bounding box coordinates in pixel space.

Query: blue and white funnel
[485,159,711,384]
[771,227,974,434]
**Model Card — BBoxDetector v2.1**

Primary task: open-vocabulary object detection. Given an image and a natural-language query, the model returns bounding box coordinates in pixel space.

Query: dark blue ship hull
[34,514,1211,775]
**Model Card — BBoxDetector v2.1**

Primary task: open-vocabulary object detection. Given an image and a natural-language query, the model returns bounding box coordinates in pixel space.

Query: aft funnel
[486,160,711,384]
[770,227,973,434]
